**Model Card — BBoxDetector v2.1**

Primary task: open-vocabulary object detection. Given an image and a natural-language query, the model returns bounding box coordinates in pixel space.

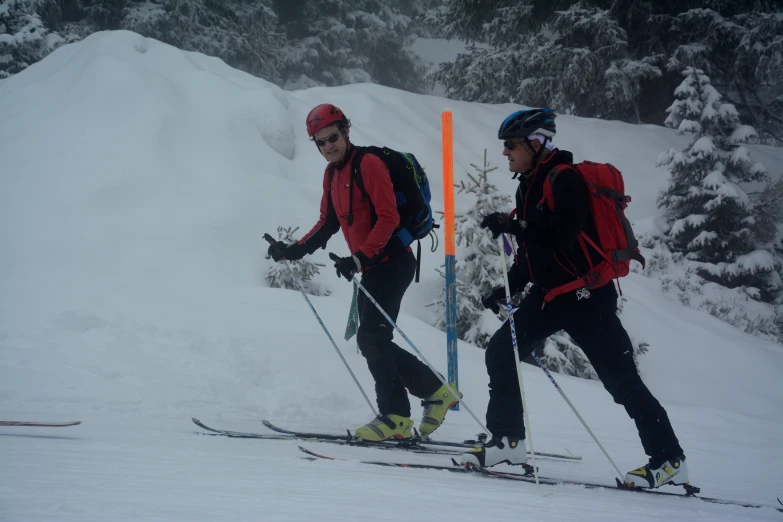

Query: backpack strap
[415,240,422,283]
[539,165,574,211]
[350,146,369,200]
[345,146,375,227]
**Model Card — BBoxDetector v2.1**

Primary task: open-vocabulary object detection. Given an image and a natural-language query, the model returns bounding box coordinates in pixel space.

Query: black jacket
[507,149,603,294]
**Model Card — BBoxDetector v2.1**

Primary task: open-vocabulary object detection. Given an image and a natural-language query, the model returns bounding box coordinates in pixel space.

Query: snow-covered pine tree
[657,66,774,298]
[277,0,425,91]
[122,0,284,81]
[430,150,511,349]
[668,8,783,145]
[430,2,781,130]
[731,11,783,145]
[266,226,329,296]
[429,0,552,104]
[547,1,661,121]
[0,0,66,79]
[2,0,285,82]
[430,0,662,122]
[750,177,783,301]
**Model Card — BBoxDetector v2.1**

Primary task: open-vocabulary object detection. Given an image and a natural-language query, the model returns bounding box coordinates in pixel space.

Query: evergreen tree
[429,0,561,104]
[750,177,783,300]
[549,1,662,121]
[657,66,774,296]
[266,226,329,296]
[0,0,66,79]
[431,151,511,349]
[431,0,662,121]
[429,1,781,134]
[667,8,783,144]
[429,0,559,44]
[1,0,285,83]
[277,0,425,91]
[123,0,284,81]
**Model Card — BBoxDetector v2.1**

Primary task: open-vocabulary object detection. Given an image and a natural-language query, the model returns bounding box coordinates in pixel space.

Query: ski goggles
[314,132,341,147]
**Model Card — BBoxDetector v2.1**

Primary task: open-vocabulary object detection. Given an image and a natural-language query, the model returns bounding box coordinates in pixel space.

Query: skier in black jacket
[460,109,689,490]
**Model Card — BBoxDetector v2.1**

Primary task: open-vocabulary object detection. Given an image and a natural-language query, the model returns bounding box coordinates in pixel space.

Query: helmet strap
[513,137,550,180]
[529,137,551,168]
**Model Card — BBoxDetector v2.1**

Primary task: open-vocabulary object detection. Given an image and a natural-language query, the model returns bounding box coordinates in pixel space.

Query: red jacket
[299,147,400,263]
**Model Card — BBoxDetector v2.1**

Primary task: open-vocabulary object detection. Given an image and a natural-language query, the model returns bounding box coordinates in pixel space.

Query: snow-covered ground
[1,31,782,521]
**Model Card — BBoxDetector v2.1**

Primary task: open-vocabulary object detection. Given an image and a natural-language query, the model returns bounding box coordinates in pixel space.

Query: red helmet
[306,104,349,137]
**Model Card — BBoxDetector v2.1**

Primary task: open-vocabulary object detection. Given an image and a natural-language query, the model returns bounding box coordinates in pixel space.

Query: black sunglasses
[503,139,528,151]
[314,132,341,147]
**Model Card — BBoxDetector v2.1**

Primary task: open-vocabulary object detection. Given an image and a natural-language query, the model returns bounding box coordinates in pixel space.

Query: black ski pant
[485,284,683,464]
[357,251,442,417]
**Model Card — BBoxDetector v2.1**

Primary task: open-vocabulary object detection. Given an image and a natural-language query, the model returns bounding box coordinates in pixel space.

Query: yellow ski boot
[624,455,689,489]
[419,383,462,437]
[354,414,413,441]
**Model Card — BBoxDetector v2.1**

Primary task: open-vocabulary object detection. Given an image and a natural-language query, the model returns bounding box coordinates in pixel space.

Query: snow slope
[1,31,782,521]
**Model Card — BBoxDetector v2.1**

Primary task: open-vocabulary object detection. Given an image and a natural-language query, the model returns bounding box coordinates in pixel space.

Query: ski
[0,420,81,427]
[197,418,576,461]
[298,445,537,476]
[300,446,783,513]
[193,418,461,456]
[262,419,581,461]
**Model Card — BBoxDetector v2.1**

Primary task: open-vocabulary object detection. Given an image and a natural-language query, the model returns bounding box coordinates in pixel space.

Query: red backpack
[540,161,645,303]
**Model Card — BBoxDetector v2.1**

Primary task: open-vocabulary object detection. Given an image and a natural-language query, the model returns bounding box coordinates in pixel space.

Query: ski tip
[298,446,341,461]
[0,420,82,427]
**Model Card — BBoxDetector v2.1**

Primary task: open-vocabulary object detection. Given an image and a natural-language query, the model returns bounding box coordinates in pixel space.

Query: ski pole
[329,253,489,435]
[264,234,377,417]
[501,234,625,481]
[498,235,540,487]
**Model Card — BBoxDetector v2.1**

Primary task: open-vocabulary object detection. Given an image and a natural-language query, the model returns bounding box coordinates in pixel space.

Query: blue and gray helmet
[498,108,556,140]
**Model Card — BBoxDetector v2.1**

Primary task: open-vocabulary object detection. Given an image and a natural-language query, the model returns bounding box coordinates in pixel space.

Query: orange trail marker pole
[442,111,458,410]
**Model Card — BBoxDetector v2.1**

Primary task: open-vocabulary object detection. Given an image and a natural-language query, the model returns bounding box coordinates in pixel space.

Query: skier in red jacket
[268,104,460,441]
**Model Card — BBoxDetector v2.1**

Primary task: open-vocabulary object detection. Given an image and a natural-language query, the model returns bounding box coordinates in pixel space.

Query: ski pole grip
[329,253,340,262]
[263,233,277,245]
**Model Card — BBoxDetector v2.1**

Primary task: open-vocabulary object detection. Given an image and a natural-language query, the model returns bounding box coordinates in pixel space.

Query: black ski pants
[485,284,683,463]
[357,251,442,417]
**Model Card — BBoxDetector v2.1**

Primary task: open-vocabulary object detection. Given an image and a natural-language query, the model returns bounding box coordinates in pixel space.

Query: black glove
[481,286,507,314]
[330,251,370,281]
[268,241,306,262]
[480,212,519,239]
